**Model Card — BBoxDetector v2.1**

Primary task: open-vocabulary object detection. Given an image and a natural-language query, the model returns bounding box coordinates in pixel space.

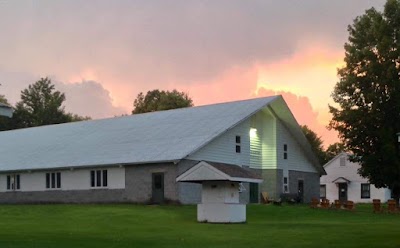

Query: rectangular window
[46,173,50,188]
[96,170,101,187]
[46,172,61,189]
[51,173,56,188]
[283,177,289,193]
[102,170,108,187]
[361,183,370,199]
[7,175,10,190]
[16,175,20,189]
[284,144,288,159]
[91,169,108,188]
[7,174,20,191]
[320,185,326,199]
[340,157,346,166]
[56,172,61,188]
[235,135,241,153]
[236,145,241,153]
[91,171,95,187]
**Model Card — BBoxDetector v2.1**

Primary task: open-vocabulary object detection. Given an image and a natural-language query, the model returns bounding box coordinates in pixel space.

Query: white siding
[321,153,391,203]
[250,109,276,169]
[187,119,251,166]
[0,166,125,192]
[276,120,316,173]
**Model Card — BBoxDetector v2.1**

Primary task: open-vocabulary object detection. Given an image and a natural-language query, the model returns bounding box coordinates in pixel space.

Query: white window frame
[46,172,61,190]
[90,169,108,188]
[7,174,20,191]
[320,184,326,199]
[283,176,289,193]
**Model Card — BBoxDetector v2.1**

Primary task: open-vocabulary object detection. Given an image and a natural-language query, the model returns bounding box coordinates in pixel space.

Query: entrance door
[152,173,164,204]
[338,183,348,203]
[249,183,259,203]
[298,180,304,203]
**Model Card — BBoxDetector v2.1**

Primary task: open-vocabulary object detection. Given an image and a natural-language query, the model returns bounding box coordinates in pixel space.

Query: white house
[0,96,325,204]
[320,152,391,203]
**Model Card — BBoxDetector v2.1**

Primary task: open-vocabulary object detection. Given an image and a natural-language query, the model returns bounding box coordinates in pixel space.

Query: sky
[0,0,386,146]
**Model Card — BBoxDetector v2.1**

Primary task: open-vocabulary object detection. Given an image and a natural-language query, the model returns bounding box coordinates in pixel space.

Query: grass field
[0,203,398,248]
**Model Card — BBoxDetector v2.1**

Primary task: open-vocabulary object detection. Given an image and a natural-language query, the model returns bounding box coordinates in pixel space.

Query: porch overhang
[332,177,351,184]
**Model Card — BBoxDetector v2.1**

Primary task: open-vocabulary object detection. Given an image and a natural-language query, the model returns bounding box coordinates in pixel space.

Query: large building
[320,152,391,203]
[0,96,325,204]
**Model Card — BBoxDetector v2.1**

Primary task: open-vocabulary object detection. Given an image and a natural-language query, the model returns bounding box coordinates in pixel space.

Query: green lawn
[0,204,398,248]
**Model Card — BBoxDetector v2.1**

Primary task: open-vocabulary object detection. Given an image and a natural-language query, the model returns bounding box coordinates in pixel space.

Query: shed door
[250,183,259,203]
[152,173,164,204]
[298,180,304,203]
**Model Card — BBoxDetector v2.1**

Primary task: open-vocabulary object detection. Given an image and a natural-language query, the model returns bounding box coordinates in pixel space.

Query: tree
[329,0,400,203]
[132,89,193,114]
[325,143,346,162]
[10,77,89,129]
[0,95,12,130]
[301,125,328,165]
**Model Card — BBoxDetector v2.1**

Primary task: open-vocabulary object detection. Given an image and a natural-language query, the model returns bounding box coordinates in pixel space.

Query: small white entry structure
[177,161,262,223]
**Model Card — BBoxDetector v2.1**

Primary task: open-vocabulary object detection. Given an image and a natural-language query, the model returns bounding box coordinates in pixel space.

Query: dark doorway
[338,183,348,203]
[249,183,259,203]
[298,180,304,203]
[152,173,164,204]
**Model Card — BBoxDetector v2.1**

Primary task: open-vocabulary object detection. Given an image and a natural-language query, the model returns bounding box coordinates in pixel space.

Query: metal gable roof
[0,96,278,172]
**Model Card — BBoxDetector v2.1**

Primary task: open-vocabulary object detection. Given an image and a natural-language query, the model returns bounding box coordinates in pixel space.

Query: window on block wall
[283,177,289,193]
[7,174,20,191]
[46,172,61,189]
[90,170,108,188]
[235,135,241,153]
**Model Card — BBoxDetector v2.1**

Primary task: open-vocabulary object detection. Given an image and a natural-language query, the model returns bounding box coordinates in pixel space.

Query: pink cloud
[256,88,339,147]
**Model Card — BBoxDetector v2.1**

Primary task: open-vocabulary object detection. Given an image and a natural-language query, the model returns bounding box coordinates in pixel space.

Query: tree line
[0,78,193,132]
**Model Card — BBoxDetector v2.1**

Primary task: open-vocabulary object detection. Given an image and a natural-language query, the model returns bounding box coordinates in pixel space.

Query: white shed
[177,161,262,223]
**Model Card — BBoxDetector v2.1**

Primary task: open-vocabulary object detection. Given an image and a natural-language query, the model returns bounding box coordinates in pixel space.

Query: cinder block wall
[288,170,320,203]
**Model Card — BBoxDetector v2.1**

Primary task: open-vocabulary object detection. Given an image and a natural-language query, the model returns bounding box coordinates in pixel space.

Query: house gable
[321,153,368,184]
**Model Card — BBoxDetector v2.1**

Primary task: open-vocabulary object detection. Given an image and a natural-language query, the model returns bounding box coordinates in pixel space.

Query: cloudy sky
[0,0,386,146]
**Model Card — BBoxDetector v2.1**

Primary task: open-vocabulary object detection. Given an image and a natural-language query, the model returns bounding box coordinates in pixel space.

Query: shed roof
[176,161,263,183]
[0,95,324,174]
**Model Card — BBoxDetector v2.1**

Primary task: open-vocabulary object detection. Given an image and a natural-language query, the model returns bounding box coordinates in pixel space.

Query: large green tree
[10,78,89,129]
[0,95,12,130]
[329,0,400,203]
[301,125,328,165]
[132,89,193,114]
[325,142,346,162]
